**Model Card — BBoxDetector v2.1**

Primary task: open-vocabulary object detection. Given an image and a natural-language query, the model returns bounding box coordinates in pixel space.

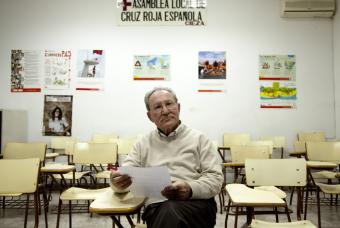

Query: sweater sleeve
[187,135,224,199]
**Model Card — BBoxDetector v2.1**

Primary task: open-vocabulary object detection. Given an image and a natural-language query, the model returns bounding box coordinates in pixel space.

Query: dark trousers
[142,198,217,228]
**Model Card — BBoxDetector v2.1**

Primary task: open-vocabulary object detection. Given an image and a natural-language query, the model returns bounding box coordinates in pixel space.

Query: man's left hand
[161,180,192,200]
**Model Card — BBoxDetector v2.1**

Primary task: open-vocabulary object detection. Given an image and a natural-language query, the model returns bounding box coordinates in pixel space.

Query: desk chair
[248,140,274,158]
[225,158,306,228]
[56,142,118,228]
[304,141,340,228]
[3,142,48,214]
[297,132,326,142]
[49,137,75,162]
[92,133,119,143]
[259,136,286,158]
[0,158,47,228]
[219,133,251,162]
[224,144,271,183]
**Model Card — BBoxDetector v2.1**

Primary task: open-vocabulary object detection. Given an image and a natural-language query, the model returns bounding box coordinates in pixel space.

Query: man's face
[147,90,180,134]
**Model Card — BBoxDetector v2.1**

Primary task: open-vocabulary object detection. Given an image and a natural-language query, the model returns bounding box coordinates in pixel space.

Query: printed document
[119,166,171,200]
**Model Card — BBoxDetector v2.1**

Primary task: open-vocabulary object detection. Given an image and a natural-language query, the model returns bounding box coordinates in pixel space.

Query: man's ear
[178,103,181,112]
[147,111,153,122]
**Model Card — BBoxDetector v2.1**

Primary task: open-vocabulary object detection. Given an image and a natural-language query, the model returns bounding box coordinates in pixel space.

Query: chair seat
[135,224,147,228]
[312,171,337,179]
[45,152,59,159]
[316,182,340,194]
[254,186,287,199]
[226,184,285,206]
[96,170,111,179]
[53,171,91,180]
[251,219,316,227]
[60,187,110,200]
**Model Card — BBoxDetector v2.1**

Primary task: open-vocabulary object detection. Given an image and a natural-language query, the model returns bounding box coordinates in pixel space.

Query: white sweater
[123,124,223,199]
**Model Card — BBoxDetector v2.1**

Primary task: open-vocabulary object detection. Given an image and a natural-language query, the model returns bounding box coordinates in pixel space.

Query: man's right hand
[110,171,132,190]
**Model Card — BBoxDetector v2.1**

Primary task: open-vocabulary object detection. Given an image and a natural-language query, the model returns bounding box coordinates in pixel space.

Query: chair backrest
[117,138,137,155]
[0,158,40,194]
[298,132,325,142]
[73,142,118,165]
[223,133,251,148]
[92,133,119,143]
[294,140,306,153]
[64,138,77,156]
[247,140,274,156]
[259,136,285,149]
[3,142,46,161]
[245,158,306,187]
[306,141,340,163]
[230,145,270,163]
[50,137,74,154]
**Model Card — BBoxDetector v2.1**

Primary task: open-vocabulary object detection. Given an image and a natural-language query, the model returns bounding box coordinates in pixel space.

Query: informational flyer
[76,50,105,91]
[260,81,297,109]
[259,55,296,81]
[116,0,207,26]
[197,81,226,93]
[11,50,43,92]
[44,50,71,90]
[42,95,73,136]
[133,55,170,80]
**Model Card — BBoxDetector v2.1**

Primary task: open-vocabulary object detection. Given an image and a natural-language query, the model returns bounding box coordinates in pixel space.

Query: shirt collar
[157,121,182,138]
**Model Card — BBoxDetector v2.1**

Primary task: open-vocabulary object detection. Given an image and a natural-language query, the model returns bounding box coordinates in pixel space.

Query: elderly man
[111,87,223,228]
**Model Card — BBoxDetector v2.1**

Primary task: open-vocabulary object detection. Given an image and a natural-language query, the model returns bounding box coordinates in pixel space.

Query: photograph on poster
[133,55,170,80]
[260,81,297,109]
[42,95,73,136]
[198,51,226,79]
[76,49,105,91]
[11,49,43,92]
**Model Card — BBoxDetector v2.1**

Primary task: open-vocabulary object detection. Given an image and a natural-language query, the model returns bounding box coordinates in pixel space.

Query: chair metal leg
[316,188,321,228]
[69,200,72,228]
[56,199,62,228]
[225,200,231,228]
[34,192,39,228]
[285,204,291,222]
[275,207,279,222]
[234,206,239,228]
[42,189,49,228]
[24,194,29,228]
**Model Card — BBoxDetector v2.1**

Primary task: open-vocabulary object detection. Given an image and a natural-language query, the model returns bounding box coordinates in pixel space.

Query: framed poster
[42,95,73,136]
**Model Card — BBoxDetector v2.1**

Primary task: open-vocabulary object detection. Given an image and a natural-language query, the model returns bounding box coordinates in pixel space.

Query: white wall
[334,2,340,138]
[0,0,336,150]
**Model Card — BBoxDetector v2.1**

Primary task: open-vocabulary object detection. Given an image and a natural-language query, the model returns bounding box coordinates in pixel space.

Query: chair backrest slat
[245,158,306,187]
[4,142,46,161]
[223,133,251,148]
[0,158,40,194]
[298,132,325,142]
[230,145,270,163]
[306,141,340,163]
[73,142,118,164]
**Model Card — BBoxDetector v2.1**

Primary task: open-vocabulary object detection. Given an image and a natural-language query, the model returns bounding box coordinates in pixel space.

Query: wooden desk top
[41,163,75,173]
[89,188,146,214]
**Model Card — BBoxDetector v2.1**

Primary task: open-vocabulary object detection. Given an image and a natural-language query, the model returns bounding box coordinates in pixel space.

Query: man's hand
[110,171,132,190]
[161,180,192,200]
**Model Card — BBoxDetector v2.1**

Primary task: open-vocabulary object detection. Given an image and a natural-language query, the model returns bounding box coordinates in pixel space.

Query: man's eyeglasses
[151,101,177,113]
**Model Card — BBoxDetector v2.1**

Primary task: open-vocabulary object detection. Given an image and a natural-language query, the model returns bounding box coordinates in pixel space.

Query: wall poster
[11,50,43,92]
[116,0,207,26]
[259,55,297,109]
[133,55,170,80]
[198,51,226,93]
[42,95,73,136]
[76,49,105,91]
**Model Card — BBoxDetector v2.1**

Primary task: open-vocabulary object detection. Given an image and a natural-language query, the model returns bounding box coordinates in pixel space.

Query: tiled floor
[1,189,339,228]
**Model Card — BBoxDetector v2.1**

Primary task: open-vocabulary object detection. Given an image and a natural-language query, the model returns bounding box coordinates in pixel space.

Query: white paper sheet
[119,166,171,200]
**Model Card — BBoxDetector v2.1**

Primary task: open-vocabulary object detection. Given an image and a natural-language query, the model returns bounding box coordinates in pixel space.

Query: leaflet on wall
[116,0,207,26]
[44,50,71,90]
[260,81,297,109]
[42,95,73,136]
[11,50,43,92]
[259,55,296,81]
[76,50,105,91]
[197,81,226,93]
[133,55,170,80]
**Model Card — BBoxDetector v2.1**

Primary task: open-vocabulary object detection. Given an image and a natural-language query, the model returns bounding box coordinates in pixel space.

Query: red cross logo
[122,0,132,11]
